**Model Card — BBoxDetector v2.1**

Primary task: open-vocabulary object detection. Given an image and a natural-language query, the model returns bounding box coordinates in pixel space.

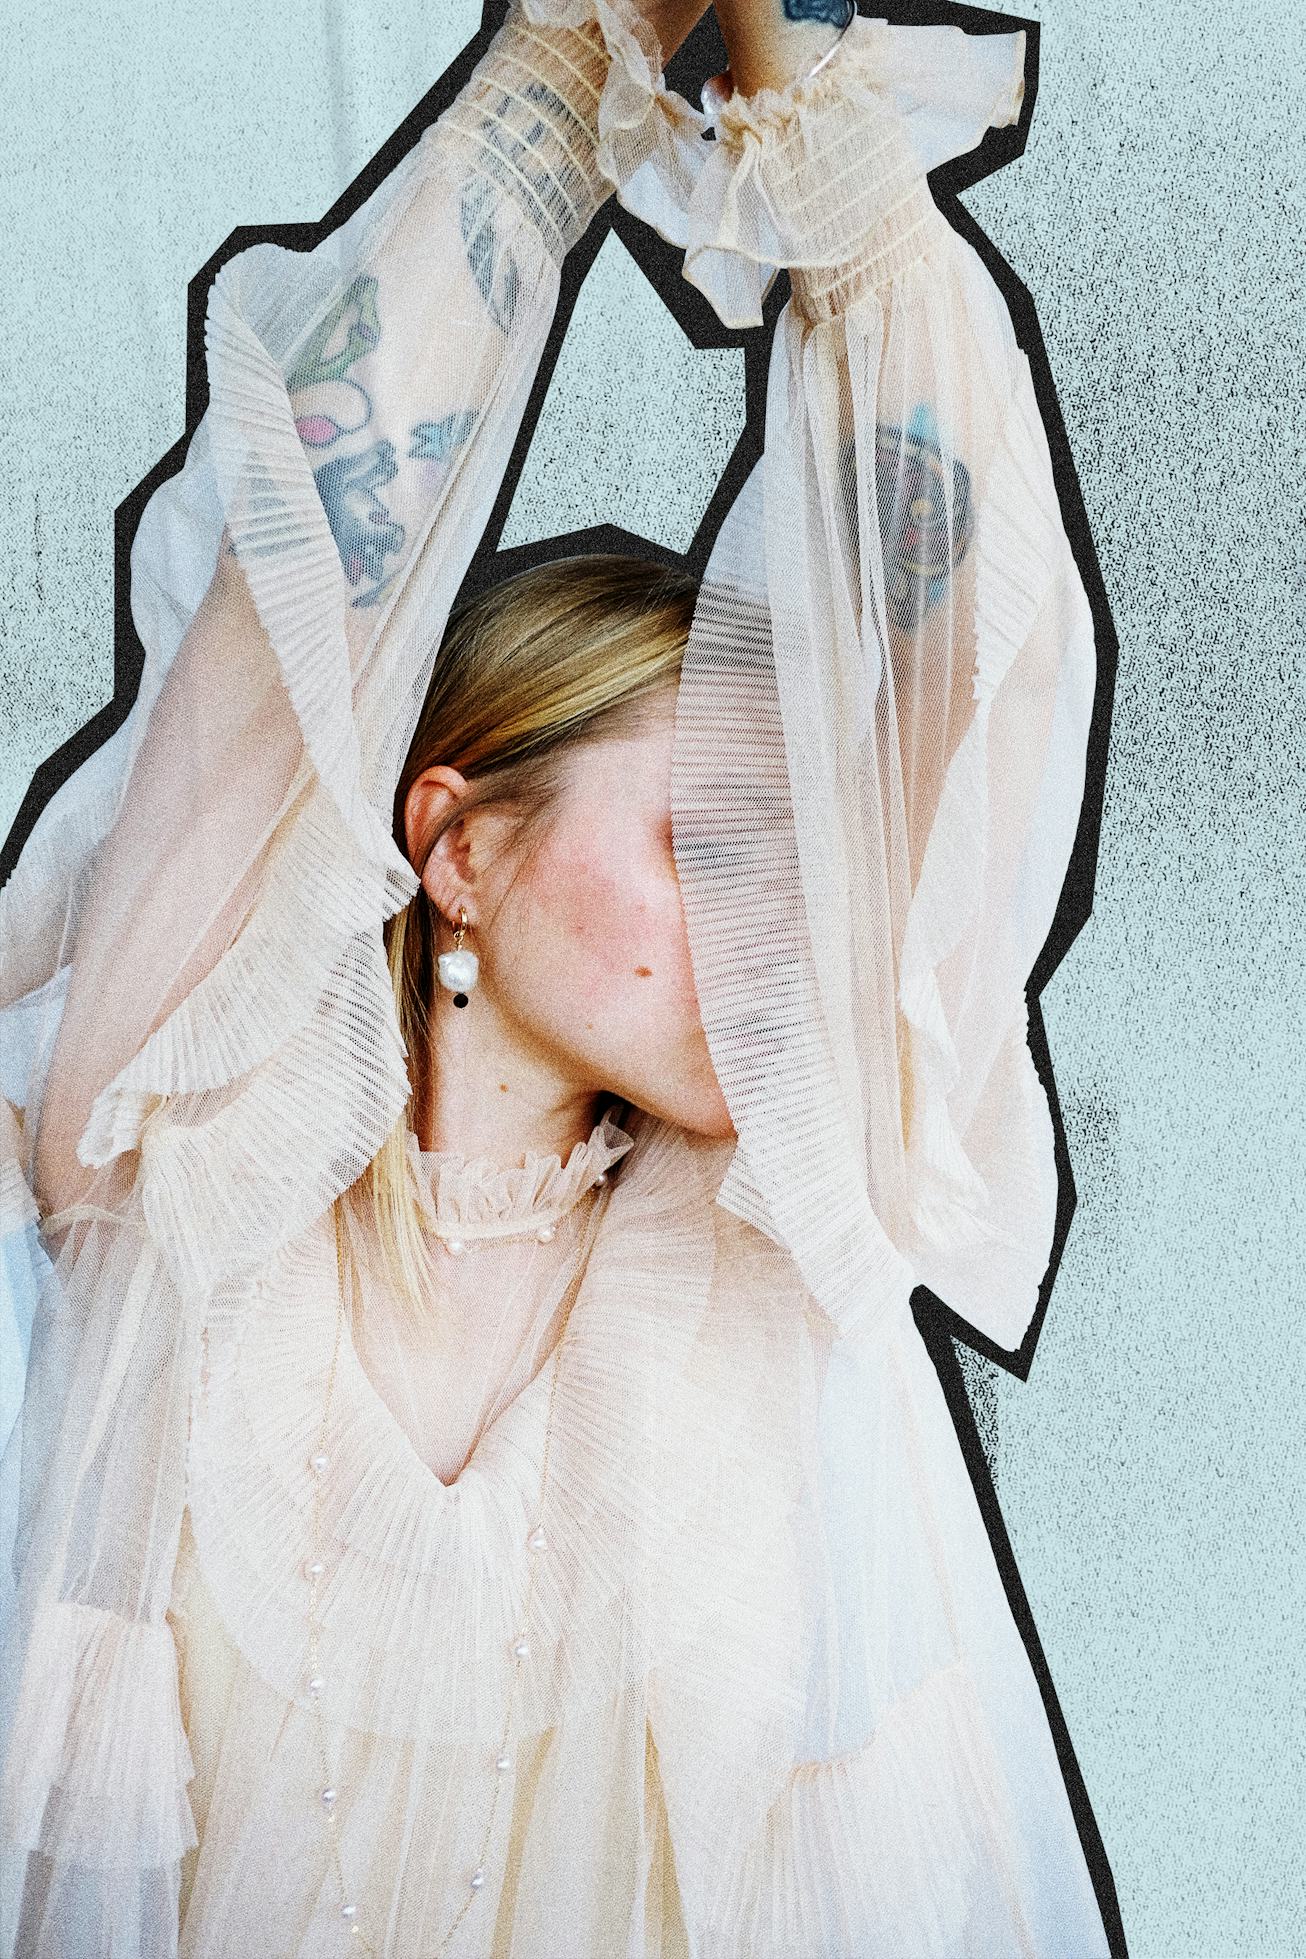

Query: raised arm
[647,12,1102,1941]
[666,3,1096,1350]
[20,0,704,1238]
[710,0,1032,882]
[0,10,709,1945]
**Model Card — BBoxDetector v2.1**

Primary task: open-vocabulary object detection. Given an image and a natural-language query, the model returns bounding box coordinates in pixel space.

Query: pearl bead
[320,1786,338,1808]
[470,1867,486,1891]
[340,1902,358,1920]
[307,1674,325,1698]
[443,1237,466,1257]
[536,1223,556,1243]
[496,1753,511,1773]
[527,1525,548,1552]
[595,1172,608,1187]
[309,1451,329,1474]
[304,1557,326,1579]
[437,947,479,993]
[512,1636,530,1659]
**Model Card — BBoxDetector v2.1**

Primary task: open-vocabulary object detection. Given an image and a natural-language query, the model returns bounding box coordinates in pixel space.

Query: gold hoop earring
[436,904,479,1008]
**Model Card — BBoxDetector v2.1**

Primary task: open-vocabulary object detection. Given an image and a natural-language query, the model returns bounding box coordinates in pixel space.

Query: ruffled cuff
[644,17,1027,327]
[0,1601,196,1871]
[565,0,712,245]
[0,1098,37,1239]
[437,0,707,261]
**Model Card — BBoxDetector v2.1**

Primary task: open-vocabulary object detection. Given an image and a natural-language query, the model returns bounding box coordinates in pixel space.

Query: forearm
[653,0,716,57]
[713,0,848,97]
[703,2,1006,901]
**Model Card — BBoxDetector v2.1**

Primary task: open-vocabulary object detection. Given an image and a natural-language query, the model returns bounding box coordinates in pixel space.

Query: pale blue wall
[2,3,1300,1953]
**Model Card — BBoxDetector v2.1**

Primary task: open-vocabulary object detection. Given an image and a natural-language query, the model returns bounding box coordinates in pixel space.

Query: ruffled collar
[403,1099,636,1244]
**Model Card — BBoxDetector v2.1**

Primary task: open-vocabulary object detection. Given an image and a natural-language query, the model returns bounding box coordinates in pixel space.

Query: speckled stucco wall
[1,4,1300,1954]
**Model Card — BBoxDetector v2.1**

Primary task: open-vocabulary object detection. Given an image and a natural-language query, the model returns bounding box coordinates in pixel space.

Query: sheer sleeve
[0,7,678,1952]
[5,2,635,1287]
[644,37,1108,1952]
[664,19,1097,1353]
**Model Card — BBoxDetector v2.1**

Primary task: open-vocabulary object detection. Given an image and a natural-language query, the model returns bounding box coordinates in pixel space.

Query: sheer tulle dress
[0,3,1111,1954]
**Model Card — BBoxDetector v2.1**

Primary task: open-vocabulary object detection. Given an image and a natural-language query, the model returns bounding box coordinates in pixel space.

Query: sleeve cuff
[645,18,1027,326]
[436,0,710,261]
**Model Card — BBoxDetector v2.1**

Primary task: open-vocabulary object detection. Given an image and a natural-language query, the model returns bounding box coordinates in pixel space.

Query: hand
[626,0,714,62]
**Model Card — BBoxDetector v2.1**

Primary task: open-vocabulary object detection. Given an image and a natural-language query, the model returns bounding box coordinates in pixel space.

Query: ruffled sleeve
[658,22,1096,1352]
[1,0,662,1300]
[0,1099,45,1634]
[0,8,678,1953]
[530,0,712,231]
[638,15,1025,329]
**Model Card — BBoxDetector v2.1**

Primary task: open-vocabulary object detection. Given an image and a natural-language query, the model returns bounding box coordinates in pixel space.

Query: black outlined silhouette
[1,7,1124,1949]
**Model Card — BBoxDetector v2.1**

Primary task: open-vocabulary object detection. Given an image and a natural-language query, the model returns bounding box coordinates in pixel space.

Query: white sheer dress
[0,2,1113,1954]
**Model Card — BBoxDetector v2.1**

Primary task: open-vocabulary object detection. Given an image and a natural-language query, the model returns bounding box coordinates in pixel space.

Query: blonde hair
[339,552,698,1319]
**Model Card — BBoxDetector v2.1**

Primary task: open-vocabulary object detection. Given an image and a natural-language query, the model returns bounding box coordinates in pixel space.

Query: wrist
[714,0,852,98]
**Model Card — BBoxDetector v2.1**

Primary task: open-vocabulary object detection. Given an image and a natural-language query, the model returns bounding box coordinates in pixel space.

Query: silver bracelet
[801,2,857,84]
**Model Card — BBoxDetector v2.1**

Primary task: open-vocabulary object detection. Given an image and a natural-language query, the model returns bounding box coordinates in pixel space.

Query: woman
[0,0,1114,1952]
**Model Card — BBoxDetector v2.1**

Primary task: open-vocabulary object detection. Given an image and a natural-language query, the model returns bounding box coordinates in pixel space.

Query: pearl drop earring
[437,905,479,1009]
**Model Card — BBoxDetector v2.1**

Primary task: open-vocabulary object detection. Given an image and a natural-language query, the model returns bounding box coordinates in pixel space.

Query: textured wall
[2,3,1300,1953]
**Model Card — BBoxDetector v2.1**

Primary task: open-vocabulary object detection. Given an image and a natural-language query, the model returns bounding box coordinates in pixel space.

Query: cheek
[538,840,680,1005]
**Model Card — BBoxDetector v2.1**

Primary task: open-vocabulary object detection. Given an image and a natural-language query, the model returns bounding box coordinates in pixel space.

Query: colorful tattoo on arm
[310,441,404,598]
[841,403,973,633]
[234,72,586,603]
[286,273,381,437]
[279,274,398,603]
[408,412,478,463]
[278,271,478,607]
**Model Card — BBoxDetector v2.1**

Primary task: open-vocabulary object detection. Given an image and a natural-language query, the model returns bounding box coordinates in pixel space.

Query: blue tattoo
[783,0,855,25]
[282,275,479,606]
[310,439,404,606]
[459,179,522,336]
[836,403,973,633]
[408,412,477,462]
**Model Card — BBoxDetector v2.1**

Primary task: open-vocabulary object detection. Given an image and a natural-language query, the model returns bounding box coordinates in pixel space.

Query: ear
[403,765,475,923]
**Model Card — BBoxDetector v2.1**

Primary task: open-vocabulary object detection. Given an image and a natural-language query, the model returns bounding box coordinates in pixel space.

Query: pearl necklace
[306,1183,604,1953]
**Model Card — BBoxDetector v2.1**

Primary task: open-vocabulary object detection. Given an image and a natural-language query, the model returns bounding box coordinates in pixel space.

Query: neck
[412,983,606,1169]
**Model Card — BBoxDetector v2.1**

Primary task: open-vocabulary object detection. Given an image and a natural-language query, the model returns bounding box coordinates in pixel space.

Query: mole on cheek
[634,966,653,978]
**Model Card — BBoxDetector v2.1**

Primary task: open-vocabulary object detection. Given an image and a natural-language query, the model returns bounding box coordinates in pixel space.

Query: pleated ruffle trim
[896,348,1069,1349]
[55,0,712,1303]
[186,1116,811,1843]
[0,1600,197,1871]
[521,0,711,241]
[706,1657,1041,1954]
[404,1098,636,1241]
[614,16,1028,327]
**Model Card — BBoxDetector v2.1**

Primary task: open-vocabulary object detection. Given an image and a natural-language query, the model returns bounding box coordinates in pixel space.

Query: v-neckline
[337,1283,564,1501]
[183,1106,737,1747]
[335,1143,613,1501]
[330,1105,634,1496]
